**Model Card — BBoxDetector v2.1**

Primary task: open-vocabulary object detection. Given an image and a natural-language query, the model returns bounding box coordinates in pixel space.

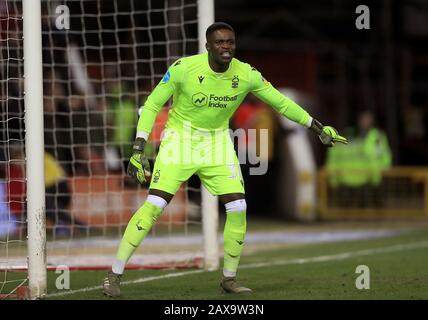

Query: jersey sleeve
[137,59,186,135]
[249,67,311,127]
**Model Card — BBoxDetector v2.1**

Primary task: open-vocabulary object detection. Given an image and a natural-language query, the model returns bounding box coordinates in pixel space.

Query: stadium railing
[318,166,428,219]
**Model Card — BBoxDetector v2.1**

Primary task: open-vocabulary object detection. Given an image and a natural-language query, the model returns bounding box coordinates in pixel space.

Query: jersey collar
[205,53,234,78]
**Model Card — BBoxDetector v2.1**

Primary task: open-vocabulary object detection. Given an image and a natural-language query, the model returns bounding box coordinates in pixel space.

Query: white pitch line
[238,240,428,269]
[46,269,205,298]
[46,240,428,298]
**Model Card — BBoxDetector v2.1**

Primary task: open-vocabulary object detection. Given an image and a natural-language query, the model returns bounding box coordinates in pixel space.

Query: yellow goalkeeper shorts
[148,128,245,196]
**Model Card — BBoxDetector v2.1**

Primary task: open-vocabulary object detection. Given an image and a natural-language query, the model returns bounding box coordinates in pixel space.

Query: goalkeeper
[103,22,347,297]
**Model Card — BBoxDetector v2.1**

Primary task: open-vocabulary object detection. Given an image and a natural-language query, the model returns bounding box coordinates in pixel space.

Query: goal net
[1,0,215,298]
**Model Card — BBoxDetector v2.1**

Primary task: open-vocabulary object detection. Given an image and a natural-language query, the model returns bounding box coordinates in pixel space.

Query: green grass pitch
[44,229,428,300]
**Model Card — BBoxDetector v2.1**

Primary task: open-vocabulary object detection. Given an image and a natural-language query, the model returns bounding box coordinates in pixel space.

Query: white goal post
[197,0,219,272]
[23,0,47,299]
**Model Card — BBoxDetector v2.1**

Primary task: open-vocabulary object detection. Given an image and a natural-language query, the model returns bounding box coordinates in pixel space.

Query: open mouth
[221,52,232,59]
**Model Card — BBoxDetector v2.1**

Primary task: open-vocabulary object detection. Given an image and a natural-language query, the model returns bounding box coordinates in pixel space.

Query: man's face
[206,29,236,66]
[358,111,374,132]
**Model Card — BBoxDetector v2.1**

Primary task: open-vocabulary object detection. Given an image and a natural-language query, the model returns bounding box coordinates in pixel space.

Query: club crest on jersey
[231,75,239,88]
[162,71,171,83]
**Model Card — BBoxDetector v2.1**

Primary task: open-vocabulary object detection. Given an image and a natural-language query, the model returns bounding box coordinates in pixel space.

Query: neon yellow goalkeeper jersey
[137,53,311,134]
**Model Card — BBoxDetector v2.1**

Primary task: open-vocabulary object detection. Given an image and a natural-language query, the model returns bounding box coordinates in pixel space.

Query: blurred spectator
[42,14,67,79]
[7,143,26,217]
[44,151,85,233]
[3,143,26,237]
[104,70,137,172]
[326,110,392,208]
[231,94,279,215]
[69,94,106,176]
[43,70,73,174]
[1,146,88,236]
[2,81,25,144]
[0,157,18,237]
[0,181,16,237]
[400,102,428,165]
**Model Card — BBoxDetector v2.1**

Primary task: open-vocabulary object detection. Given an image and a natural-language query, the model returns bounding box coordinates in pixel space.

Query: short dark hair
[206,22,234,40]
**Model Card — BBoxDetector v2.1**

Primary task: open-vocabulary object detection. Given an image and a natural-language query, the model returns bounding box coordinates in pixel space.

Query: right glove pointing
[310,119,348,147]
[320,126,348,147]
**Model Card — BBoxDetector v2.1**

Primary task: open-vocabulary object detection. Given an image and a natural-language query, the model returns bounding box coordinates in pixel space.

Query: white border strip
[46,240,428,298]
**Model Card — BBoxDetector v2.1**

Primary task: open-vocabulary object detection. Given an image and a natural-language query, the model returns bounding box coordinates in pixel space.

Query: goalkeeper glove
[127,137,152,184]
[309,119,348,147]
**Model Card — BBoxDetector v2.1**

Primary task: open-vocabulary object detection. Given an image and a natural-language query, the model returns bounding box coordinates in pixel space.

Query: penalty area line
[46,240,428,298]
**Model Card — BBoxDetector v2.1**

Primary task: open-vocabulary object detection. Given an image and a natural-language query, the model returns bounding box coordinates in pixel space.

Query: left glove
[127,137,152,184]
[310,119,348,147]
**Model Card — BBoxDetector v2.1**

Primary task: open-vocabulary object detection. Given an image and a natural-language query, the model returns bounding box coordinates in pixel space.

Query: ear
[205,42,209,51]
